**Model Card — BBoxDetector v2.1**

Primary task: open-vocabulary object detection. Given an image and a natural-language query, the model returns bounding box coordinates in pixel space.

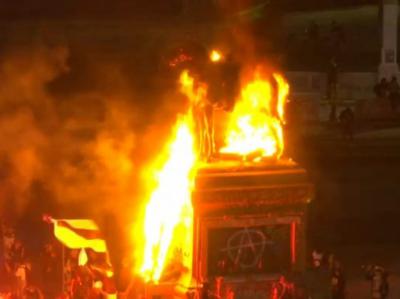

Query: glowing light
[94,281,103,289]
[210,50,222,62]
[78,248,88,266]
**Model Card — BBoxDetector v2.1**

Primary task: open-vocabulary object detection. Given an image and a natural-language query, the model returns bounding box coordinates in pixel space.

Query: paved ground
[285,124,400,298]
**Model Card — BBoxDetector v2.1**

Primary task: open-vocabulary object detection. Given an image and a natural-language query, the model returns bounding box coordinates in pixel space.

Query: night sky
[0,0,378,19]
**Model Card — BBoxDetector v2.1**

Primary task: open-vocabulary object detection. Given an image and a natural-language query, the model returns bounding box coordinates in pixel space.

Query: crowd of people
[301,250,346,299]
[0,219,391,299]
[63,249,116,299]
[301,250,389,299]
[0,222,40,298]
[0,221,115,299]
[204,249,389,299]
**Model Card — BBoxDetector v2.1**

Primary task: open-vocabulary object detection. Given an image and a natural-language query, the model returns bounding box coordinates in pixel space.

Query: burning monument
[133,53,313,299]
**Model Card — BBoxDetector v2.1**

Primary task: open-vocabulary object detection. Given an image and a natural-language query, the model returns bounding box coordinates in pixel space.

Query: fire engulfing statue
[190,88,217,161]
[175,44,240,161]
[200,50,239,160]
[195,51,240,161]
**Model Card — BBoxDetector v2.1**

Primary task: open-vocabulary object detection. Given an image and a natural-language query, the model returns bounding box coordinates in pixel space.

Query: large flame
[137,70,200,283]
[220,72,289,159]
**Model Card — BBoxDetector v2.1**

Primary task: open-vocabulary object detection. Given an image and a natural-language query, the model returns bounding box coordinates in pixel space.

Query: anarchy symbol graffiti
[221,228,272,269]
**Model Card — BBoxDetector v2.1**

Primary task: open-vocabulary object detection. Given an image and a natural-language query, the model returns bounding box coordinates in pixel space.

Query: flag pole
[62,244,65,295]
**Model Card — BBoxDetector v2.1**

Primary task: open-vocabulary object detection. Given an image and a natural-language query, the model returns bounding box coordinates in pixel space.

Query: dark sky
[0,0,378,20]
[0,1,183,19]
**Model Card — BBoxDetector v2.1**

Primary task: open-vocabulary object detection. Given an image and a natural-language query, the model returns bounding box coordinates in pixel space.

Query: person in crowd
[388,76,400,110]
[339,106,355,141]
[327,254,335,271]
[15,259,31,299]
[70,269,93,299]
[373,82,379,98]
[308,20,321,56]
[8,239,30,299]
[64,250,79,298]
[23,285,44,299]
[326,21,345,61]
[327,58,339,122]
[307,20,320,42]
[363,265,389,299]
[330,258,346,299]
[41,242,61,299]
[330,21,345,47]
[2,223,16,268]
[304,250,332,299]
[0,224,16,294]
[86,250,114,298]
[374,78,389,99]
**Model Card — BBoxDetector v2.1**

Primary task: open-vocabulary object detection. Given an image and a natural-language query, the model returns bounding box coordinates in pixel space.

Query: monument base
[192,160,313,299]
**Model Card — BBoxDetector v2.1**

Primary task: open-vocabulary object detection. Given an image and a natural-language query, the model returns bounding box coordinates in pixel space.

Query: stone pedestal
[379,0,399,80]
[192,160,314,299]
[136,161,313,299]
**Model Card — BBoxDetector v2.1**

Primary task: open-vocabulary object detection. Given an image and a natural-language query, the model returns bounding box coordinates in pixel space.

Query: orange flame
[179,71,207,106]
[220,72,289,159]
[274,73,289,121]
[137,71,199,283]
[78,248,88,266]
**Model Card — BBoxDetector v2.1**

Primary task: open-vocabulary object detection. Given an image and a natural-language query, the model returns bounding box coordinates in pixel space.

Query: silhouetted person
[330,21,345,49]
[306,21,321,64]
[327,58,339,122]
[388,76,400,110]
[307,21,320,41]
[339,107,354,141]
[374,78,389,99]
[305,251,332,299]
[331,260,346,299]
[41,243,61,299]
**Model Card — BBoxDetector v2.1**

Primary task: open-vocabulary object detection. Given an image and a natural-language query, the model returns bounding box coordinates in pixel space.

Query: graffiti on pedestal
[207,224,290,276]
